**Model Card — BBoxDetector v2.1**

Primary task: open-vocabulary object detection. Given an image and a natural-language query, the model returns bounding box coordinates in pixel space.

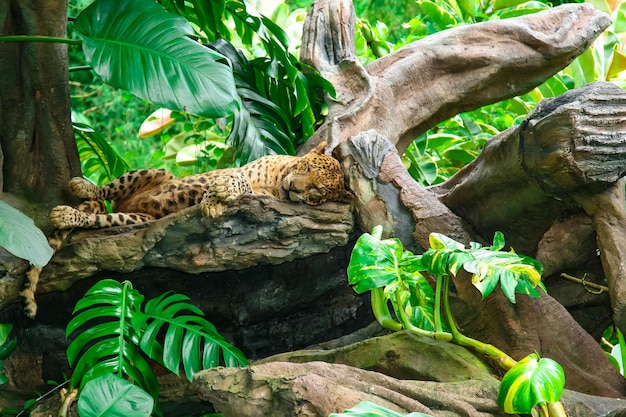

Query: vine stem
[0,35,82,45]
[441,274,518,370]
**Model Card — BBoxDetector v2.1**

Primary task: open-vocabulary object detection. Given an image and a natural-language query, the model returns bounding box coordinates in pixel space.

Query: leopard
[20,142,350,318]
[49,141,350,229]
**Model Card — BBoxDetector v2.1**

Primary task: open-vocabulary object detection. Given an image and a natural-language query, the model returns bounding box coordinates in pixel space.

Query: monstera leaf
[66,280,158,399]
[74,0,239,118]
[133,291,249,381]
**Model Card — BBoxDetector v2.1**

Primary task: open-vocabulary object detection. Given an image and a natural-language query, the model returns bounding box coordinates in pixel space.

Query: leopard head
[282,142,351,205]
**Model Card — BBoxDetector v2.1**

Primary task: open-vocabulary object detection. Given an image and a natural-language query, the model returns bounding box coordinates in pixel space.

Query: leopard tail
[20,229,69,318]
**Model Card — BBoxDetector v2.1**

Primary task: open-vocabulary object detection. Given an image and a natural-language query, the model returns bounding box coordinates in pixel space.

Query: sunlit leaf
[138,108,176,138]
[74,122,130,185]
[498,353,565,414]
[418,0,459,29]
[74,0,239,119]
[423,233,543,302]
[608,49,626,80]
[348,232,413,293]
[0,201,53,267]
[493,0,531,10]
[77,374,154,417]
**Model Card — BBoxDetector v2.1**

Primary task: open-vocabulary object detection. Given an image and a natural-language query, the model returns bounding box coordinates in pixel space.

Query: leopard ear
[311,142,327,155]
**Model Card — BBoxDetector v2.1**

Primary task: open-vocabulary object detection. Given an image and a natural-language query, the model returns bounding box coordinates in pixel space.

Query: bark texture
[301,3,611,154]
[0,0,82,228]
[193,361,626,417]
[338,130,626,398]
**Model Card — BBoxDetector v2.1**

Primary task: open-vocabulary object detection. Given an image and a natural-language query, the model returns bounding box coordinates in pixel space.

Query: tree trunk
[0,0,81,229]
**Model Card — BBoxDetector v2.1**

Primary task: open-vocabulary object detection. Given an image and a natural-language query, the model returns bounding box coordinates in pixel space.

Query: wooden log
[0,197,353,310]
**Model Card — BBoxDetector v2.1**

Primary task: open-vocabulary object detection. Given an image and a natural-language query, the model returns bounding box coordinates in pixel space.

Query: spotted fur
[50,142,350,229]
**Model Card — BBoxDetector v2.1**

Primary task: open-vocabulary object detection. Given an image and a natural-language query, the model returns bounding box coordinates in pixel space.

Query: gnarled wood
[193,361,626,417]
[433,82,626,254]
[0,197,353,309]
[301,3,611,154]
[337,130,626,397]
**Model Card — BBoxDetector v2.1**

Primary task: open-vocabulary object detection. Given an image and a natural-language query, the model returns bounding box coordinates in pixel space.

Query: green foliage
[66,280,158,397]
[347,229,435,331]
[348,226,563,416]
[0,324,17,385]
[424,232,545,303]
[329,401,432,416]
[74,0,239,119]
[498,353,565,414]
[348,228,545,331]
[351,0,626,187]
[408,0,550,34]
[0,201,53,267]
[73,122,130,185]
[67,0,332,177]
[66,279,248,410]
[77,374,154,417]
[154,0,333,164]
[133,290,248,379]
[602,325,626,375]
[563,0,626,87]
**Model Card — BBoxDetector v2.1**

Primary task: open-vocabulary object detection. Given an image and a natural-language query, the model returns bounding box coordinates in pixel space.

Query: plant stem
[371,225,383,240]
[433,273,444,333]
[441,275,518,370]
[547,401,567,417]
[371,288,403,332]
[69,66,92,73]
[58,388,78,417]
[395,288,452,341]
[0,35,82,45]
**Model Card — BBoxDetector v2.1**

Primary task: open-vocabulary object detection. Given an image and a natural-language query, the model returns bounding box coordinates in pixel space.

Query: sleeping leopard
[50,141,351,229]
[21,142,350,318]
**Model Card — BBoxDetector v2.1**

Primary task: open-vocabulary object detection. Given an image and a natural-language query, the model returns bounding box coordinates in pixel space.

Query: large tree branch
[433,82,626,254]
[301,2,610,154]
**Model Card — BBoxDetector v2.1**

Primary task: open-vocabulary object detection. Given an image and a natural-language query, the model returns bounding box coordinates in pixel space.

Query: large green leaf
[329,401,432,416]
[77,373,154,417]
[66,280,158,400]
[498,353,565,414]
[348,227,435,332]
[133,291,249,381]
[347,231,412,294]
[0,323,16,385]
[0,201,52,267]
[211,39,295,162]
[74,0,239,119]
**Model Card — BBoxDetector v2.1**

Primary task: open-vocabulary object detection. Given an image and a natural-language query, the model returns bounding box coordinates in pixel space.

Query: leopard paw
[50,205,86,229]
[69,177,100,199]
[200,198,227,218]
[210,174,250,202]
